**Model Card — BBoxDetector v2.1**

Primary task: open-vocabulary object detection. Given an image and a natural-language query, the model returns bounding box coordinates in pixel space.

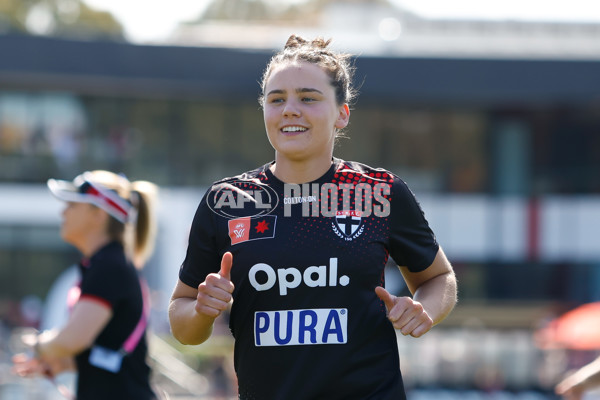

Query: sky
[82,0,600,43]
[83,0,211,42]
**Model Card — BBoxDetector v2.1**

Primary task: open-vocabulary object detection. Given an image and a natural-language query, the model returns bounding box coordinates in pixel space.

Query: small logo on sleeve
[228,216,277,245]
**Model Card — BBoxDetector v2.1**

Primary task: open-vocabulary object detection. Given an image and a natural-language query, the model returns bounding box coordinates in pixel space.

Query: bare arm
[401,247,457,325]
[38,299,112,358]
[169,280,220,345]
[376,247,457,337]
[12,301,108,378]
[169,252,234,345]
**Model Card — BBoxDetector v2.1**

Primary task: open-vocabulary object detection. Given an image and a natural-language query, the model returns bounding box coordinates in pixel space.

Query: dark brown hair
[259,34,357,107]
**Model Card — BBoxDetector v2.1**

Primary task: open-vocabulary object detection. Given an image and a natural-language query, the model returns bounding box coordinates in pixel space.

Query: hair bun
[284,34,308,49]
[310,37,331,50]
[284,35,332,50]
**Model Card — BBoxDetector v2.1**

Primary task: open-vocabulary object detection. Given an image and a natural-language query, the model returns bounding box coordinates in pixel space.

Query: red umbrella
[535,302,600,350]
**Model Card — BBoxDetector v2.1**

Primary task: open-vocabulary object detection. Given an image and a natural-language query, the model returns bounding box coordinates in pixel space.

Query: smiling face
[263,61,349,165]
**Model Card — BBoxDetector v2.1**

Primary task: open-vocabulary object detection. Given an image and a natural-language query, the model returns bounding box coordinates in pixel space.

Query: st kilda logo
[332,210,364,241]
[207,179,279,219]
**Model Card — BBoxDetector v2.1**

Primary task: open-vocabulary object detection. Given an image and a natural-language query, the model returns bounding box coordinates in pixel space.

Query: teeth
[282,126,307,132]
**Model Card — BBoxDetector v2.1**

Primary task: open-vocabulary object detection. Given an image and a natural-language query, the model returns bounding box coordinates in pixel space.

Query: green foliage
[0,0,125,40]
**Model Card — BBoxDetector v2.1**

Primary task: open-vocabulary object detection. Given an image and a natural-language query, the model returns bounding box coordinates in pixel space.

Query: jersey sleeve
[179,191,221,289]
[79,255,133,309]
[388,178,439,272]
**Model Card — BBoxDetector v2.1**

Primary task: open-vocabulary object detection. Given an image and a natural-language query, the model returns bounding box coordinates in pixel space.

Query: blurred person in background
[556,356,600,400]
[12,170,159,400]
[169,34,457,400]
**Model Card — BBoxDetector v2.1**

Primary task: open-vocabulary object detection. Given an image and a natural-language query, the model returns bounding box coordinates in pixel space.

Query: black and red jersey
[180,158,439,400]
[76,241,156,400]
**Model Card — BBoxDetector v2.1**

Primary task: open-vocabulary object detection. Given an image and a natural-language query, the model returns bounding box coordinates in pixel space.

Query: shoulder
[195,162,275,220]
[90,242,127,267]
[209,163,272,188]
[333,159,421,207]
[332,158,403,186]
[82,243,138,293]
[199,163,272,203]
[88,242,136,278]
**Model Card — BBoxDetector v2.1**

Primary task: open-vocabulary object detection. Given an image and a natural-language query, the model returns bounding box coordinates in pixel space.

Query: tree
[0,0,125,41]
[196,0,392,22]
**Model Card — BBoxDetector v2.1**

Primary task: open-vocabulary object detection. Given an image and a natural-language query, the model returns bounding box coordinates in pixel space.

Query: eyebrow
[266,88,324,96]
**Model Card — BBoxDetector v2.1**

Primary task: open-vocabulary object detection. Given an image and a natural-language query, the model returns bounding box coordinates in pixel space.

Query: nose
[282,99,301,117]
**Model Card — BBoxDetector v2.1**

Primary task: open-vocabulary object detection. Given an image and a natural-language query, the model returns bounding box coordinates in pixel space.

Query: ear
[334,104,350,130]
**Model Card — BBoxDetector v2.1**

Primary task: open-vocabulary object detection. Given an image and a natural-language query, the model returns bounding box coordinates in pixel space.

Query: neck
[271,155,333,183]
[77,233,113,259]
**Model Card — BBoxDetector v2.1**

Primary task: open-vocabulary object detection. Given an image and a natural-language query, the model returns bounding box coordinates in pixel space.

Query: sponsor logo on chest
[248,258,351,347]
[248,258,349,296]
[254,308,348,346]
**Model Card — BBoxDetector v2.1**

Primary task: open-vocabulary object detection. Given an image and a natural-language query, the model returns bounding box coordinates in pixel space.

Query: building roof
[1,34,599,106]
[169,2,600,60]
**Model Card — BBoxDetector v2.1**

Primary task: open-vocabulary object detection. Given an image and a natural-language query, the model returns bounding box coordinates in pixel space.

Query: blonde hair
[86,170,159,269]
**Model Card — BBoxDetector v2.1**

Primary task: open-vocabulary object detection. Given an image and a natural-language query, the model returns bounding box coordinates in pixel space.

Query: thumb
[375,286,396,312]
[219,252,233,280]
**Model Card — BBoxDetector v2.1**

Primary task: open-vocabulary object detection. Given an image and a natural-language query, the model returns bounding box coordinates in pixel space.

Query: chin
[277,148,311,162]
[60,230,74,246]
[275,139,310,153]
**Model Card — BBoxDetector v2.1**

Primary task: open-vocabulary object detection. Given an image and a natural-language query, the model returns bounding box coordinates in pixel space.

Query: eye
[268,97,285,104]
[301,97,316,102]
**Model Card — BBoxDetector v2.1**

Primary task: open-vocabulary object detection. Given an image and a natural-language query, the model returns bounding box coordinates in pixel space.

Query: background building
[1,1,600,398]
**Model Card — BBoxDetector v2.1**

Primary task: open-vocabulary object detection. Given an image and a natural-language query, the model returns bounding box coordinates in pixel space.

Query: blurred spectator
[12,170,159,399]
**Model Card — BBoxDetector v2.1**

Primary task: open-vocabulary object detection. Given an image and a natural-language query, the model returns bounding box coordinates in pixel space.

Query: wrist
[33,331,50,359]
[33,337,42,359]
